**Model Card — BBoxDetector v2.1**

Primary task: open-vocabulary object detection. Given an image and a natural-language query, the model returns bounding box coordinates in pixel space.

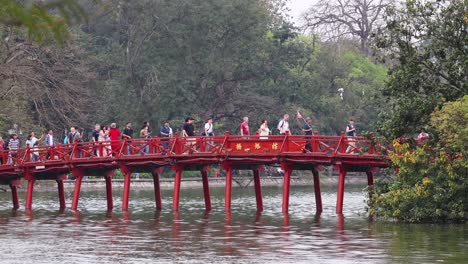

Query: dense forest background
[0,0,387,139]
[0,0,465,141]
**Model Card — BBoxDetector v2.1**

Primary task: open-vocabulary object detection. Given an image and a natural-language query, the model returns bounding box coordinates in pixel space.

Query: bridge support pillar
[312,168,322,214]
[25,179,35,210]
[57,178,66,210]
[172,166,183,211]
[366,171,374,200]
[282,164,292,213]
[253,169,263,212]
[201,168,211,211]
[336,166,347,214]
[71,169,84,210]
[122,169,131,211]
[224,166,233,212]
[152,169,162,210]
[9,180,20,210]
[105,172,113,211]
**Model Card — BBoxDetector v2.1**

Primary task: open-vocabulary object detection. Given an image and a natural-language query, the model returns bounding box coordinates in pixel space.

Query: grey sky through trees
[287,0,318,24]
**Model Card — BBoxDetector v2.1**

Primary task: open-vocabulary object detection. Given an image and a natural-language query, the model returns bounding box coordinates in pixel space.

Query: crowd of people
[0,114,363,160]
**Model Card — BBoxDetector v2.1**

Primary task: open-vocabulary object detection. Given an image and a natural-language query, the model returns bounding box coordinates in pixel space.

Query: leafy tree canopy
[375,0,467,138]
[373,96,468,222]
[0,0,90,43]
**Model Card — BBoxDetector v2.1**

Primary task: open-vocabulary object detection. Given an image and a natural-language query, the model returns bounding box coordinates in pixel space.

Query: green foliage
[373,97,468,222]
[1,0,388,139]
[375,0,467,138]
[0,0,90,43]
[77,0,387,135]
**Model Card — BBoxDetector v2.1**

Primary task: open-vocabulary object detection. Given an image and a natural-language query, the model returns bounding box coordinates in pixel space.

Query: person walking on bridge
[303,117,313,152]
[98,125,110,157]
[345,118,357,153]
[108,123,121,156]
[203,117,214,137]
[240,117,249,136]
[122,122,133,155]
[28,131,44,147]
[277,114,290,135]
[68,127,81,144]
[182,117,195,137]
[140,124,150,154]
[160,122,172,154]
[45,129,54,146]
[259,120,270,139]
[8,134,20,163]
[183,117,196,153]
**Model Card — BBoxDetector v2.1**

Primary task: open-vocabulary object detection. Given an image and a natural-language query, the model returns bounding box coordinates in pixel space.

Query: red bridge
[0,132,389,214]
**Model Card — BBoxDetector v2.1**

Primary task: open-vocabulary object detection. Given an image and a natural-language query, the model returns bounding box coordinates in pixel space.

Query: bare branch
[303,0,393,53]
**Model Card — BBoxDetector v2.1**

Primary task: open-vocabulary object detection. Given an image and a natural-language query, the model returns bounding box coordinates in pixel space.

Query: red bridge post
[253,168,263,212]
[105,170,114,211]
[201,166,211,211]
[224,164,233,212]
[121,165,131,211]
[9,179,20,210]
[312,131,319,152]
[57,174,67,210]
[71,169,84,210]
[24,172,34,210]
[312,168,323,214]
[152,168,163,210]
[172,165,183,211]
[281,163,292,213]
[336,165,347,214]
[339,131,346,153]
[366,170,374,200]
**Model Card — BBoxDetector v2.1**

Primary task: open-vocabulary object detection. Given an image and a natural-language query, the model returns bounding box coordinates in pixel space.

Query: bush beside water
[372,96,468,222]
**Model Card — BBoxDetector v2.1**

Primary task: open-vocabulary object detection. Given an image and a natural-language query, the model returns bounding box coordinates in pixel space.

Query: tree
[0,31,97,134]
[303,0,392,54]
[0,0,98,135]
[372,96,468,222]
[375,0,467,138]
[0,0,90,43]
[80,0,313,132]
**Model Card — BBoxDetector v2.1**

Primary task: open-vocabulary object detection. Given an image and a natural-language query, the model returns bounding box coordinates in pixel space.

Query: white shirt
[169,127,173,137]
[278,120,289,134]
[28,137,38,146]
[45,134,54,146]
[204,123,213,134]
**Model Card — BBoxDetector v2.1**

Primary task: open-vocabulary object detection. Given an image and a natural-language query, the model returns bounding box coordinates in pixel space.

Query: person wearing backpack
[277,114,290,135]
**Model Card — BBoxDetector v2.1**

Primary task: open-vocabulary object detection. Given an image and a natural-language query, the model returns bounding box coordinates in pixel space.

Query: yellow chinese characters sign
[236,143,242,150]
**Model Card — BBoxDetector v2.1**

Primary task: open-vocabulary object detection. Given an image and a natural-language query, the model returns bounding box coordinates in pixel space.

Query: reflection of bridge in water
[0,132,389,214]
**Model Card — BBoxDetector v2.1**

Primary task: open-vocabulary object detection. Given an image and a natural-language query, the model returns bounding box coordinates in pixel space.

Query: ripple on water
[0,185,467,263]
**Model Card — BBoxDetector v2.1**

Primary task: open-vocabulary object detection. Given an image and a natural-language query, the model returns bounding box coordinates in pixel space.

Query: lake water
[0,185,467,263]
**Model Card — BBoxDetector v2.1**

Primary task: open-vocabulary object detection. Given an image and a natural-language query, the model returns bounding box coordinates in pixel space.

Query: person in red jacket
[108,123,121,156]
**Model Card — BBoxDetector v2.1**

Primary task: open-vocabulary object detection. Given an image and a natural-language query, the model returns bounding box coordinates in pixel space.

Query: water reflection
[0,186,467,263]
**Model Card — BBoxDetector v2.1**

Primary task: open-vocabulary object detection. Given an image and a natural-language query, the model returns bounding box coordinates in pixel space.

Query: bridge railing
[0,147,31,167]
[121,138,175,156]
[169,134,227,155]
[22,144,72,164]
[1,133,389,168]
